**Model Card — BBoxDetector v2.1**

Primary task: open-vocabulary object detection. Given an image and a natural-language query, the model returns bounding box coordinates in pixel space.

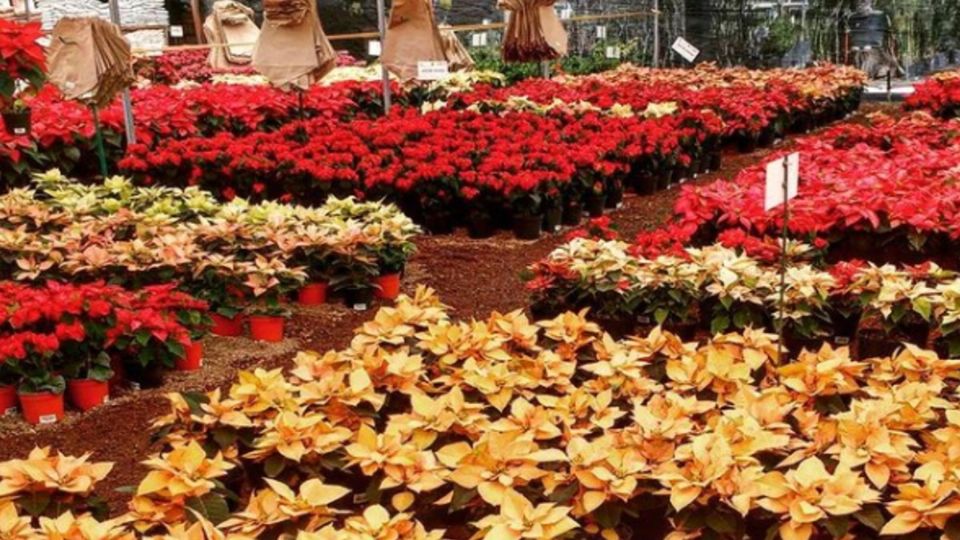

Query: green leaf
[913,297,932,321]
[185,493,230,525]
[18,491,51,517]
[654,308,669,325]
[853,505,886,532]
[548,482,579,504]
[212,428,238,449]
[711,315,730,335]
[824,515,850,538]
[365,475,383,505]
[450,486,476,512]
[594,503,622,529]
[705,511,738,534]
[264,454,286,478]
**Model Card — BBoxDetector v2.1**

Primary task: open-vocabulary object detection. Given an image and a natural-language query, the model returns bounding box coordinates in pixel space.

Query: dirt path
[0,103,896,512]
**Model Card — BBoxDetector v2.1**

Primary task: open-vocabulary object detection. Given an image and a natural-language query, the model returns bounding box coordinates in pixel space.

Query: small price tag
[835,336,851,346]
[368,40,382,57]
[417,60,449,81]
[605,46,622,59]
[671,37,701,63]
[596,25,607,39]
[353,304,368,312]
[169,25,184,38]
[13,127,26,135]
[39,414,58,425]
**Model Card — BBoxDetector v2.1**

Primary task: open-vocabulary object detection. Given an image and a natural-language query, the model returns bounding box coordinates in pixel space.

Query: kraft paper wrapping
[440,25,475,72]
[252,0,336,90]
[382,0,446,81]
[498,0,568,63]
[47,17,134,108]
[204,0,259,68]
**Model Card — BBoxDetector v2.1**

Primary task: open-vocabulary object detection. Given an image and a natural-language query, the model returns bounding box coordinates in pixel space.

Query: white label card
[764,152,800,211]
[605,46,621,59]
[671,37,701,63]
[560,7,573,19]
[39,414,58,424]
[170,25,184,38]
[596,25,607,39]
[471,33,488,47]
[417,60,449,81]
[368,40,382,57]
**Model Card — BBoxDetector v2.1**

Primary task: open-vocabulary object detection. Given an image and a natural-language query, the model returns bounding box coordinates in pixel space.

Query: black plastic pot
[784,329,830,359]
[123,361,165,389]
[656,173,671,191]
[605,186,623,209]
[467,212,497,239]
[343,287,376,310]
[635,172,658,195]
[696,157,709,175]
[562,202,583,226]
[422,212,455,235]
[709,151,722,171]
[856,332,901,360]
[736,134,759,153]
[543,207,562,233]
[2,109,31,136]
[585,194,606,217]
[512,214,542,240]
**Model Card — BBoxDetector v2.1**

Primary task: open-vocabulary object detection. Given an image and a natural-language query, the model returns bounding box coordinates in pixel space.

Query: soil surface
[0,103,898,514]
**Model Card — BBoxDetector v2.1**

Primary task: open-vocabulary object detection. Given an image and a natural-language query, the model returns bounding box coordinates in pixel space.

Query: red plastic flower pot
[0,385,17,416]
[249,315,285,343]
[298,283,329,306]
[375,274,402,300]
[67,379,109,412]
[175,341,204,371]
[212,313,245,337]
[18,392,65,425]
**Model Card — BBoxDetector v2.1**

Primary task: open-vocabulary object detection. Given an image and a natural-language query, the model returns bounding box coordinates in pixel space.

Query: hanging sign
[596,25,607,39]
[417,61,450,81]
[368,40,382,57]
[605,46,622,59]
[764,153,800,211]
[671,37,701,63]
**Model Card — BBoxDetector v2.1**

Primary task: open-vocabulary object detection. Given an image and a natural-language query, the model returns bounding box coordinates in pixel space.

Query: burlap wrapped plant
[498,0,568,63]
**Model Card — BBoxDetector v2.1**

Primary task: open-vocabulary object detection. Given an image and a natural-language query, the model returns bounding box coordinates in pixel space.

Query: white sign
[764,152,800,211]
[605,46,622,59]
[417,61,450,81]
[368,40,382,57]
[671,37,701,63]
[169,25,184,38]
[471,33,488,47]
[560,7,573,19]
[596,25,607,40]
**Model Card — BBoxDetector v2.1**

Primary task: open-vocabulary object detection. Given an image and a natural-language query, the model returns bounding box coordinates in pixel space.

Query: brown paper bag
[253,1,336,89]
[439,25,475,72]
[498,0,568,63]
[204,0,259,68]
[47,17,134,108]
[382,0,446,81]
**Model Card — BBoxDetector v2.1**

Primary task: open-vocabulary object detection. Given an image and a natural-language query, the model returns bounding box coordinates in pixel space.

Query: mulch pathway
[0,103,898,514]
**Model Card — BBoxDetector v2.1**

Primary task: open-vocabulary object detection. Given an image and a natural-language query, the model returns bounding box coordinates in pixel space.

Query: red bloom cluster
[905,71,960,119]
[634,112,960,265]
[0,281,207,382]
[0,20,45,106]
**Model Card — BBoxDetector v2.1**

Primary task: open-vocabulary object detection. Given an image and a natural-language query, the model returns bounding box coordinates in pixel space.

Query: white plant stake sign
[671,37,700,63]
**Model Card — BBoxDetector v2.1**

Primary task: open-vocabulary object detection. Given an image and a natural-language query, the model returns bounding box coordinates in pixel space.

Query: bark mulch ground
[0,103,898,514]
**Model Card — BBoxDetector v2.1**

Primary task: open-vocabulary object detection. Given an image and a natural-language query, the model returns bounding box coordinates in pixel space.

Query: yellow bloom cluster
[5,288,960,539]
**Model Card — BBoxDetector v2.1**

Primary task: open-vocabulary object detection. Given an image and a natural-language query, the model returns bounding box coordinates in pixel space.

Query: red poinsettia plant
[0,20,45,111]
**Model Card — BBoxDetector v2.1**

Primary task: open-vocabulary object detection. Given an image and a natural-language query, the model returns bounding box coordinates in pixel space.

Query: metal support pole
[376,0,392,114]
[108,0,137,146]
[652,0,660,68]
[776,157,790,362]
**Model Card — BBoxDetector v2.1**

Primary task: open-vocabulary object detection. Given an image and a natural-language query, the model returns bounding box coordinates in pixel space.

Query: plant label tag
[13,127,26,135]
[130,382,141,392]
[671,37,700,63]
[835,336,850,345]
[39,414,58,425]
[417,61,449,81]
[764,153,799,211]
[605,46,621,59]
[368,40,382,57]
[353,304,368,312]
[170,25,184,38]
[596,25,607,39]
[637,316,651,324]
